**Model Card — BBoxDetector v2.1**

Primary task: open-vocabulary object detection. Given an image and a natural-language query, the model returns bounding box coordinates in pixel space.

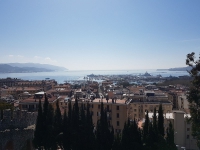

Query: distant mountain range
[157,66,192,71]
[0,63,68,73]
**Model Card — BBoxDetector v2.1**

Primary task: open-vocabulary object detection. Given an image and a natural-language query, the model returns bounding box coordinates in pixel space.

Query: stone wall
[0,128,34,150]
[0,109,37,131]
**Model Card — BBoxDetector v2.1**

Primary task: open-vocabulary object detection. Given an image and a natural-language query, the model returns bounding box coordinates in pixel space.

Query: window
[92,104,93,108]
[134,109,137,112]
[98,105,100,109]
[187,135,190,139]
[117,113,119,118]
[134,114,137,117]
[117,121,119,126]
[187,128,190,131]
[117,106,119,110]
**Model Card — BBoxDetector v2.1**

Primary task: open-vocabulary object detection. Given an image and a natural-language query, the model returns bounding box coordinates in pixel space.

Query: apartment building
[60,97,130,134]
[178,93,189,111]
[129,100,173,121]
[127,89,173,120]
[18,91,58,112]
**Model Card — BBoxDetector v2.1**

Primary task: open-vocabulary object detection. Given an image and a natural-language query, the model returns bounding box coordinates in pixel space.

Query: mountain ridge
[0,63,68,73]
[157,66,192,71]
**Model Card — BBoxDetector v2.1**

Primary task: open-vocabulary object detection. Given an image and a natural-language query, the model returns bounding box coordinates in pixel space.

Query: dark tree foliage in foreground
[33,97,177,150]
[96,102,114,150]
[33,99,43,149]
[143,106,176,150]
[158,104,164,137]
[186,52,200,148]
[166,121,177,150]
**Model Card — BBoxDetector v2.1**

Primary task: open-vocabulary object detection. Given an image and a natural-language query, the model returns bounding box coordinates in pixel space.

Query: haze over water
[0,70,189,83]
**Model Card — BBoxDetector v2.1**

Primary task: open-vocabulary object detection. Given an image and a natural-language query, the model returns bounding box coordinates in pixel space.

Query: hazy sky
[0,0,200,70]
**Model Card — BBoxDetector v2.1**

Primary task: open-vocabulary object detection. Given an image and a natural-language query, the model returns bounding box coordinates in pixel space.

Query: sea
[0,70,189,149]
[0,70,189,84]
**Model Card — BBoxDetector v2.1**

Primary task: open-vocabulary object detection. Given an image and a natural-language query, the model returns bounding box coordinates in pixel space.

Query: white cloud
[45,57,57,63]
[34,56,41,59]
[8,55,14,57]
[45,57,51,60]
[17,55,23,58]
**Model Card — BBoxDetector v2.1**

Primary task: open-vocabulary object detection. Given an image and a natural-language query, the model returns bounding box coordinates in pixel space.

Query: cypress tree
[132,119,143,150]
[43,93,57,149]
[143,111,149,143]
[106,95,109,103]
[153,107,157,132]
[145,122,154,150]
[43,93,49,121]
[33,99,43,149]
[71,97,80,150]
[42,94,50,149]
[121,120,129,149]
[79,103,87,149]
[85,102,95,150]
[158,104,164,137]
[45,104,55,149]
[112,134,122,150]
[54,100,62,148]
[63,102,72,150]
[121,118,142,150]
[62,109,69,149]
[96,102,113,150]
[166,121,177,150]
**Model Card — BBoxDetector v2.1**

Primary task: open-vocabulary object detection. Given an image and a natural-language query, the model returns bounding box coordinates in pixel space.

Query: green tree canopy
[186,52,200,148]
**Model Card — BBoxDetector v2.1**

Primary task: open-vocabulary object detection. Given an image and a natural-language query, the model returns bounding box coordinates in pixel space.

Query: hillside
[7,63,67,71]
[0,64,64,73]
[157,66,192,71]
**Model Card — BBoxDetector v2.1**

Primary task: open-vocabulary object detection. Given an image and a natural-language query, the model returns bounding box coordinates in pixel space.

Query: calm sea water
[0,70,189,83]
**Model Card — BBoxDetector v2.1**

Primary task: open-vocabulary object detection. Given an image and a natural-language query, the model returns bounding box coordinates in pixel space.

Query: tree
[153,107,157,132]
[45,105,55,149]
[54,100,62,148]
[69,90,73,97]
[186,52,200,148]
[33,99,43,149]
[143,111,150,143]
[166,121,177,150]
[132,119,143,150]
[85,103,95,149]
[106,95,109,103]
[71,97,80,150]
[158,104,164,137]
[96,102,113,150]
[112,134,122,150]
[121,120,130,149]
[63,110,70,150]
[40,94,57,149]
[63,102,72,150]
[121,119,142,150]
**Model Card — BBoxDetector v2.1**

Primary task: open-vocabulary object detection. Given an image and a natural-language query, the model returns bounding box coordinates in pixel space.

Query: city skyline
[0,0,200,70]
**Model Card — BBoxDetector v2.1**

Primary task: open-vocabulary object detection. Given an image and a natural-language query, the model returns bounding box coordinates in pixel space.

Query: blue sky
[0,0,200,70]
